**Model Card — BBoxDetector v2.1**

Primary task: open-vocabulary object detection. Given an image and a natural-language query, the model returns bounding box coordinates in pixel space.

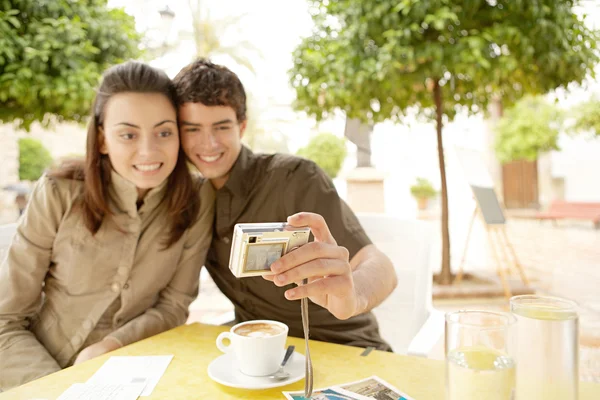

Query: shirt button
[123,283,130,290]
[118,267,128,276]
[222,237,230,244]
[72,336,82,347]
[111,282,121,293]
[83,319,93,330]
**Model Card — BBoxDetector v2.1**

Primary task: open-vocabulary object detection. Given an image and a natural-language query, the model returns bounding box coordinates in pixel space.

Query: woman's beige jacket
[0,171,214,390]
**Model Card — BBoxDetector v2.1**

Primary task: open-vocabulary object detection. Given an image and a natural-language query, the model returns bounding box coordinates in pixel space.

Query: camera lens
[249,236,257,243]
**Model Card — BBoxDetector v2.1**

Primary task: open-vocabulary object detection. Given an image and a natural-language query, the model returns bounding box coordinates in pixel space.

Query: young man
[173,59,397,351]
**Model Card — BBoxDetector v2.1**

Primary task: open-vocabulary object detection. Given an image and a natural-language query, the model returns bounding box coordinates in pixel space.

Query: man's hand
[263,212,364,320]
[73,337,122,365]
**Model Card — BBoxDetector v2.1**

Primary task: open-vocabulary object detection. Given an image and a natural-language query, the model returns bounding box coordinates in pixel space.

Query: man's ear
[98,127,108,155]
[239,120,248,139]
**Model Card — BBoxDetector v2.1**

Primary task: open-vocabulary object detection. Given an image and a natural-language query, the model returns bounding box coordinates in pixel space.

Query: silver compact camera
[228,222,311,278]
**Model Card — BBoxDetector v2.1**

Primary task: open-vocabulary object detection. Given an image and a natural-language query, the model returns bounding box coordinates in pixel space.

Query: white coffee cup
[216,320,289,376]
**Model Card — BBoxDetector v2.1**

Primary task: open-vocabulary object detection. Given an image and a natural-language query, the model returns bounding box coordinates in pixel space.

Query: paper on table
[57,382,145,400]
[87,356,173,397]
[283,375,415,400]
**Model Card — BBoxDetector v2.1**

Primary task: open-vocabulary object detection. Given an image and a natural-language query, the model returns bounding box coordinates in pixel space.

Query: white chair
[358,214,444,357]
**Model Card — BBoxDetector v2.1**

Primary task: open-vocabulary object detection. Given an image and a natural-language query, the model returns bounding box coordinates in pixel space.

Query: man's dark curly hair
[173,58,247,122]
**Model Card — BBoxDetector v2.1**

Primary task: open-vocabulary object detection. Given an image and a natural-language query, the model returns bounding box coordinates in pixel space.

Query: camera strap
[300,278,313,398]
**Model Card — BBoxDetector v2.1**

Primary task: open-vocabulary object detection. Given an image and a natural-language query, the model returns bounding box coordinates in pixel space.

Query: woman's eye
[159,131,172,137]
[120,133,136,140]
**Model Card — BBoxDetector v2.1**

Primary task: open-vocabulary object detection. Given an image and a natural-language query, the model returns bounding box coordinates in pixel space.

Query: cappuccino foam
[234,322,284,338]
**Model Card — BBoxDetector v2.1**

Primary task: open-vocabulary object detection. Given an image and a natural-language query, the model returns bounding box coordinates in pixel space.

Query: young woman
[0,61,214,390]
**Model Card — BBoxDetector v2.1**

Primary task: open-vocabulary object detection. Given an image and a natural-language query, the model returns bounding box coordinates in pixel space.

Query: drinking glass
[510,295,578,400]
[445,310,516,400]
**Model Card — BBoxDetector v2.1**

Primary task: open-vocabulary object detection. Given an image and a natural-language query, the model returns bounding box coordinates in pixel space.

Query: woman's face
[100,92,179,199]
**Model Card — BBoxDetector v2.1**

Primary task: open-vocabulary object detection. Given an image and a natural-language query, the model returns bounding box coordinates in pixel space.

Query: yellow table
[2,323,599,399]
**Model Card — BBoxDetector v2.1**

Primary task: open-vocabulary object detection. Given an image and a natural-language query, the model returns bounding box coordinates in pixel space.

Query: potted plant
[410,178,437,210]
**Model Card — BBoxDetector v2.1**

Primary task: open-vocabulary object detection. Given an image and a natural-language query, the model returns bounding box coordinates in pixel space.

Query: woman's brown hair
[49,61,200,248]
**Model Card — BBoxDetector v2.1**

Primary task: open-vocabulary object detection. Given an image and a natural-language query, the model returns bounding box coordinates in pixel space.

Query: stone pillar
[344,118,373,167]
[0,126,20,223]
[344,168,386,214]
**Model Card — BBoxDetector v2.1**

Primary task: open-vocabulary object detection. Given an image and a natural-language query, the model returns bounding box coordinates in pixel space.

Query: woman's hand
[73,337,122,365]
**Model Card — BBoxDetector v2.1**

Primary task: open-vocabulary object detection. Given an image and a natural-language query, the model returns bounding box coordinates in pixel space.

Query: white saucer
[207,351,305,390]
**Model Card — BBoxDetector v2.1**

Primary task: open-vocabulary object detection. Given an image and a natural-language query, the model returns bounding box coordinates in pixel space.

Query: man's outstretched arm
[265,212,397,320]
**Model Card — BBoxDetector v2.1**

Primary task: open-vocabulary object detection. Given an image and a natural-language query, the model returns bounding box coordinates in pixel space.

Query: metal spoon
[270,345,295,380]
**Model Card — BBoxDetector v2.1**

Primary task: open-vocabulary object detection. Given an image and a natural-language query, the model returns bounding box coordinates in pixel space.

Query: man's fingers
[272,258,350,287]
[284,275,352,301]
[287,212,336,245]
[270,241,349,274]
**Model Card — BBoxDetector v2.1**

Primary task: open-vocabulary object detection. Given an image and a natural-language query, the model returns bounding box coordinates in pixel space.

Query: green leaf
[0,0,140,130]
[7,16,20,28]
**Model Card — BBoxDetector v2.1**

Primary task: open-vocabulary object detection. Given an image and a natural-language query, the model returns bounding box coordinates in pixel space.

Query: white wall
[552,135,600,202]
[20,122,87,160]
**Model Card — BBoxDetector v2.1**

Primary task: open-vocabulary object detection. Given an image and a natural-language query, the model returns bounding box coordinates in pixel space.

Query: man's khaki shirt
[206,146,391,351]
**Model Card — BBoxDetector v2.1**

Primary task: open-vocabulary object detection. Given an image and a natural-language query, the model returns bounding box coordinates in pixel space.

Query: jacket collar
[108,169,168,217]
[220,145,254,198]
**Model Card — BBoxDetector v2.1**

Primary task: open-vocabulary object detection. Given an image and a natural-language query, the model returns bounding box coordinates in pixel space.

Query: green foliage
[0,0,141,130]
[572,96,600,137]
[290,0,599,282]
[410,177,437,199]
[297,133,347,178]
[290,0,599,124]
[495,95,562,163]
[18,137,53,181]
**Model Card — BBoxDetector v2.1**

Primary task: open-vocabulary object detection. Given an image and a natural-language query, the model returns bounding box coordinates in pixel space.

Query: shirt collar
[220,145,254,198]
[108,169,168,217]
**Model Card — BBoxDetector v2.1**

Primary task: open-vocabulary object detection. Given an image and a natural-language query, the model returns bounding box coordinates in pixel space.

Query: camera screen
[244,242,285,272]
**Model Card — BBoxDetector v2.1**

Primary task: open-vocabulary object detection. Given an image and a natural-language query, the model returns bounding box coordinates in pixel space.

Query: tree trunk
[434,80,452,285]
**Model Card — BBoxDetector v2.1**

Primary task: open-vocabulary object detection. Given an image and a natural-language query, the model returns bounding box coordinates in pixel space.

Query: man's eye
[217,126,232,131]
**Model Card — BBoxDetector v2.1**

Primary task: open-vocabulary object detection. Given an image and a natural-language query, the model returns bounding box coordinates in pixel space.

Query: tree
[184,1,268,146]
[0,0,140,130]
[289,0,599,284]
[187,0,260,73]
[297,133,347,178]
[18,138,53,181]
[573,96,600,137]
[495,96,562,163]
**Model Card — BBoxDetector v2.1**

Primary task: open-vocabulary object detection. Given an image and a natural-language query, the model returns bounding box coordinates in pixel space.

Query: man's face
[179,103,247,189]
